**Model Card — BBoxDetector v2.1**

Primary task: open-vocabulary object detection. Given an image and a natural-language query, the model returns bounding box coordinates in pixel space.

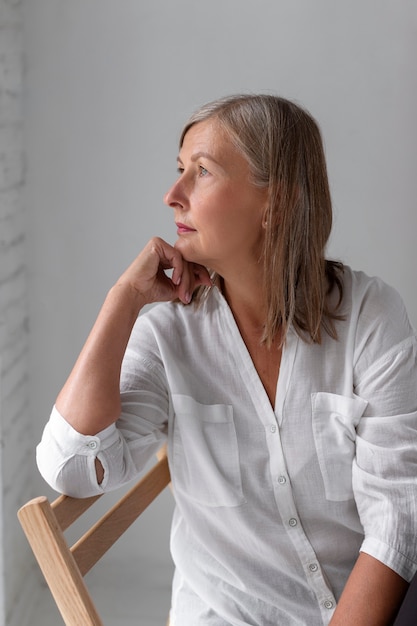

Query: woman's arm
[55,237,211,436]
[329,552,409,626]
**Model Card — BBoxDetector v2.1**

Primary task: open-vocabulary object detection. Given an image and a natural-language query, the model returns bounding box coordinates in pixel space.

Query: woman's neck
[220,272,282,408]
[221,273,267,336]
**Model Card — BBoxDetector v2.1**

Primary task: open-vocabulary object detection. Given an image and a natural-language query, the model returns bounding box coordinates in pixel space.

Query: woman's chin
[174,239,200,263]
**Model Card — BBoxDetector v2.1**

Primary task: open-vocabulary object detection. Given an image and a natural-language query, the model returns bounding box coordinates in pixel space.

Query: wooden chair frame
[18,451,171,626]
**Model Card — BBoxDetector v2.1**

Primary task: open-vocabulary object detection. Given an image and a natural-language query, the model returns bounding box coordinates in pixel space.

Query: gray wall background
[21,0,416,614]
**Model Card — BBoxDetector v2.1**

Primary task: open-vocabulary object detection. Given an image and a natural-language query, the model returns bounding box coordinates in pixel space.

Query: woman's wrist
[107,281,148,317]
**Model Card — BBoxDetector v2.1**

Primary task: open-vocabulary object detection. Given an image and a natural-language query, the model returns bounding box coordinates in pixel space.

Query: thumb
[191,263,213,288]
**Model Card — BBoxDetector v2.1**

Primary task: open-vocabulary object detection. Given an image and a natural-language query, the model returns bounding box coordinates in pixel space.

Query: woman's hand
[55,238,212,437]
[116,237,212,306]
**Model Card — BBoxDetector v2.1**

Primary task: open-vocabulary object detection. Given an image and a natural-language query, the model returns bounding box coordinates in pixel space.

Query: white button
[87,440,98,450]
[308,563,318,572]
[270,425,277,433]
[277,475,287,485]
[289,518,298,527]
[323,600,334,610]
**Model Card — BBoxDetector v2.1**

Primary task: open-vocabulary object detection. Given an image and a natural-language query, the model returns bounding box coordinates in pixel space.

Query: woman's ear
[262,207,269,229]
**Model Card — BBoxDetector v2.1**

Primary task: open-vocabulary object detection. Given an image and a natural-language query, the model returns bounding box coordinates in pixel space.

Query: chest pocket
[311,392,368,501]
[171,394,245,507]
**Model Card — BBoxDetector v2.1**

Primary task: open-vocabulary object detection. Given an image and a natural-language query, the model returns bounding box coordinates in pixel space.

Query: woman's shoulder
[340,265,415,350]
[342,266,408,318]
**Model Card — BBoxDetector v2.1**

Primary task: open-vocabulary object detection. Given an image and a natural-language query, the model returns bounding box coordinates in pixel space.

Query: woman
[37,95,417,625]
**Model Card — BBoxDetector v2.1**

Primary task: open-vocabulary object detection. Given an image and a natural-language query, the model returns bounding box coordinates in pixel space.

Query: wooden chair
[17,449,171,626]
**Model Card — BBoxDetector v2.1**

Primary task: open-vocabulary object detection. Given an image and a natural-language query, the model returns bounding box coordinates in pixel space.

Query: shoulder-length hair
[180,94,344,346]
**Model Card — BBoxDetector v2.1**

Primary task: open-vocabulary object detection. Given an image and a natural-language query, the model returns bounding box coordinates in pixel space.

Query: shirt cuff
[360,536,417,582]
[49,405,120,456]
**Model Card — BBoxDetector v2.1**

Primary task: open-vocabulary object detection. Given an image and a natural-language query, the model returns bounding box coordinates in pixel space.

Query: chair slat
[18,496,103,626]
[52,493,102,531]
[71,455,171,575]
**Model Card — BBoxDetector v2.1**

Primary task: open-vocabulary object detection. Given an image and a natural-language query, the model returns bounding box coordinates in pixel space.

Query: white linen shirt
[37,267,417,626]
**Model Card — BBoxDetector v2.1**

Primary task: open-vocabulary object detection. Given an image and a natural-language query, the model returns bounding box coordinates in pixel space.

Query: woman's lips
[176,222,196,234]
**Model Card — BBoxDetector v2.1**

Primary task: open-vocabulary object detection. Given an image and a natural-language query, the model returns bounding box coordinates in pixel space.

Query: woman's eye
[177,167,184,175]
[199,165,209,177]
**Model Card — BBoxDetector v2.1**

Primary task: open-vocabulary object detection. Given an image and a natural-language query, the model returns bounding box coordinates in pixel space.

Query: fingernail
[185,292,191,304]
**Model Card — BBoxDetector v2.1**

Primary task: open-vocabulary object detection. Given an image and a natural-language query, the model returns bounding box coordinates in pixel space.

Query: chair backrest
[17,449,171,626]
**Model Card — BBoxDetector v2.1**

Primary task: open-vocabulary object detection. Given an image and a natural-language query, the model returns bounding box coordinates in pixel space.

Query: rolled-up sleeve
[37,390,169,498]
[354,409,417,580]
[353,335,417,581]
[37,406,122,497]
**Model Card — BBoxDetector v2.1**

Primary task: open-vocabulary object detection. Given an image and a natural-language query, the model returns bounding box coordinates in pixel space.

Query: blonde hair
[181,94,344,345]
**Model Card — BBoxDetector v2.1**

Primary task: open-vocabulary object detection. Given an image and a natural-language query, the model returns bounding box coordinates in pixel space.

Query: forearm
[55,238,211,437]
[56,283,145,435]
[330,552,409,626]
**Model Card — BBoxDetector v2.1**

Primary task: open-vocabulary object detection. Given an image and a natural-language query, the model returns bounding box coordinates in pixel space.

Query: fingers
[193,264,213,288]
[151,239,190,302]
[174,261,212,304]
[133,238,212,306]
[158,249,212,305]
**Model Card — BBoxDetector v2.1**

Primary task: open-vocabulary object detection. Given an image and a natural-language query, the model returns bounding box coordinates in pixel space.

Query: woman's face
[164,119,268,276]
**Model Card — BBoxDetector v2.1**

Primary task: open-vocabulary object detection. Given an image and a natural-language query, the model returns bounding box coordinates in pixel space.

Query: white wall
[0,1,39,624]
[22,0,417,616]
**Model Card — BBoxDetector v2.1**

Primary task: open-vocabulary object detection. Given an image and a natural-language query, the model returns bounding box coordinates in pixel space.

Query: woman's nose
[163,179,184,208]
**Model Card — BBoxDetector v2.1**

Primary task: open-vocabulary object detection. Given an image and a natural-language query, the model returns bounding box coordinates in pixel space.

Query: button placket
[266,400,336,619]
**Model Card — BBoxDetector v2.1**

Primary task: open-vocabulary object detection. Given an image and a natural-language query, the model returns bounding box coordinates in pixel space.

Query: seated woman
[37,94,417,625]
